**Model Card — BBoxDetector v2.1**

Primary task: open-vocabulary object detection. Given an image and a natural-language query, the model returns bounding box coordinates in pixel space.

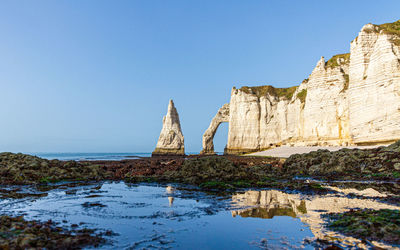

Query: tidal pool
[0,182,398,249]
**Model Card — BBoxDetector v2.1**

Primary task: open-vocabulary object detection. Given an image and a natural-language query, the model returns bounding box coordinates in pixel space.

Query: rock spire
[152,100,185,156]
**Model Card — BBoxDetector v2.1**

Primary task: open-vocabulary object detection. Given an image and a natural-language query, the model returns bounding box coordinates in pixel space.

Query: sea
[30,152,203,161]
[31,152,152,161]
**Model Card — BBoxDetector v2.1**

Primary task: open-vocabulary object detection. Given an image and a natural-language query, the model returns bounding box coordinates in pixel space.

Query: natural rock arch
[200,104,230,154]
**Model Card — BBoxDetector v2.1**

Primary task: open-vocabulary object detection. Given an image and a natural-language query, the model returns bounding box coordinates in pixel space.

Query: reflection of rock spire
[166,186,175,206]
[168,197,174,207]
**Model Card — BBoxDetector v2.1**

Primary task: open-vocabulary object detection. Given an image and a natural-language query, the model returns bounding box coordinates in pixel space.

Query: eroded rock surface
[200,103,229,154]
[152,100,185,156]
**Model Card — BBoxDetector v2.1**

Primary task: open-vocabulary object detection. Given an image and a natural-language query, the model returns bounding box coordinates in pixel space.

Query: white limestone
[152,100,185,155]
[200,104,229,154]
[201,20,400,154]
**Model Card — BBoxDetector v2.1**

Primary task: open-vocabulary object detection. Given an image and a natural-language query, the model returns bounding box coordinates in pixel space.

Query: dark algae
[0,215,105,249]
[0,152,109,185]
[324,209,400,244]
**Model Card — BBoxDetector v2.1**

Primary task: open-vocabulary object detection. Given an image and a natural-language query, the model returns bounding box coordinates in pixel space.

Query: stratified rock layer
[201,20,400,154]
[152,100,185,156]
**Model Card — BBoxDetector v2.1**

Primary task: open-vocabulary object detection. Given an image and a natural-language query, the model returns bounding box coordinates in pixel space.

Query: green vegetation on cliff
[240,85,298,100]
[378,19,400,37]
[340,73,350,93]
[325,53,350,68]
[296,89,307,103]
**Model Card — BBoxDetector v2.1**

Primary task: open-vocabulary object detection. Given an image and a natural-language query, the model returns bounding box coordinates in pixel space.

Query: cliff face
[202,20,400,154]
[226,54,352,153]
[348,23,400,145]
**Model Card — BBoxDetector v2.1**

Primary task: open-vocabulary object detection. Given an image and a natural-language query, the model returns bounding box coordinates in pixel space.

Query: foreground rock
[323,209,400,244]
[152,100,185,156]
[0,152,109,185]
[0,215,105,249]
[1,140,400,191]
[283,140,400,180]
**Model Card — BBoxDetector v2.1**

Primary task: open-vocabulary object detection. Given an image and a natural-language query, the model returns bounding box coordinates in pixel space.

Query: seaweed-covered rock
[160,156,278,185]
[283,142,400,180]
[0,153,110,185]
[0,215,105,249]
[324,209,400,244]
[385,140,400,153]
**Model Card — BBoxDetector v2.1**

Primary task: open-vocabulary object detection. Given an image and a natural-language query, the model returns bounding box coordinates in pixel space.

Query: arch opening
[200,103,230,155]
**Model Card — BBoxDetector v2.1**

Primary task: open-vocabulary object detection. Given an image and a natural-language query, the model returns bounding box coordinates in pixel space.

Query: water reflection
[232,190,306,219]
[166,185,175,206]
[230,189,400,249]
[0,182,399,249]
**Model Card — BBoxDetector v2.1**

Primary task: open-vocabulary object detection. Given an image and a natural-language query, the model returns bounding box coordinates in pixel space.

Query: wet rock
[283,141,400,180]
[0,215,105,248]
[0,152,110,185]
[323,209,400,244]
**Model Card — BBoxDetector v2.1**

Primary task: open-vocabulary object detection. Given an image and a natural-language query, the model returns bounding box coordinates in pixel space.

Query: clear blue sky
[0,1,399,153]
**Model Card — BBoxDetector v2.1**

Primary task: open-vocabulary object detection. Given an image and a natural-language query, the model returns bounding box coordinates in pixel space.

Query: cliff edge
[202,20,400,154]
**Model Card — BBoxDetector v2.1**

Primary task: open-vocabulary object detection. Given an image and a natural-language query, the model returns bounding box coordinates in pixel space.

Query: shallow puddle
[0,182,399,249]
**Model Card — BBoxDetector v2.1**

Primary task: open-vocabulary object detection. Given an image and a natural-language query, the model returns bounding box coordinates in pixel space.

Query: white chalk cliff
[202,20,400,154]
[153,100,185,155]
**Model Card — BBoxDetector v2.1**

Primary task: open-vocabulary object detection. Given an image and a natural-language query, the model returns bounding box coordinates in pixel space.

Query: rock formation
[152,100,185,156]
[202,20,400,154]
[200,104,230,154]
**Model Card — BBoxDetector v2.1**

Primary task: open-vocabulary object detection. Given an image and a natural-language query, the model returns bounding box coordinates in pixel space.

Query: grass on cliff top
[378,19,400,36]
[325,53,350,68]
[240,85,298,100]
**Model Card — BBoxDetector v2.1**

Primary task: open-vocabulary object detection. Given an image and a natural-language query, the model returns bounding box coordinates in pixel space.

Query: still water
[0,182,398,249]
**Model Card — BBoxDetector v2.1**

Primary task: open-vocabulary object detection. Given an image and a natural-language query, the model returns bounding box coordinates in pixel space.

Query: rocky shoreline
[2,141,399,189]
[1,141,400,248]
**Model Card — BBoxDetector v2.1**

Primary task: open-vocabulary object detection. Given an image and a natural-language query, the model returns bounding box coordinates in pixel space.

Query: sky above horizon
[1,1,399,153]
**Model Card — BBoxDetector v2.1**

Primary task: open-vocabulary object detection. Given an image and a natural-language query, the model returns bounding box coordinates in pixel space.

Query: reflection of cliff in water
[231,190,306,219]
[231,189,400,249]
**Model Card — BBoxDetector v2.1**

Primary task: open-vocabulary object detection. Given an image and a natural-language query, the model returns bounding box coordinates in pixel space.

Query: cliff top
[325,53,350,68]
[239,85,298,100]
[378,19,400,37]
